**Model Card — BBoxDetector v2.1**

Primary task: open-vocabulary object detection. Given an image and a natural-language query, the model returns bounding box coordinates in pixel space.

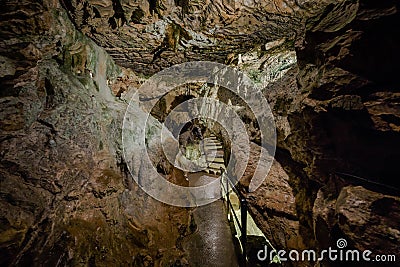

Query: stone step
[200,134,226,175]
[206,154,224,160]
[204,149,223,153]
[205,153,224,160]
[205,138,218,142]
[208,162,226,170]
[205,148,223,153]
[204,145,220,149]
[210,157,224,163]
[204,145,223,149]
[204,141,220,145]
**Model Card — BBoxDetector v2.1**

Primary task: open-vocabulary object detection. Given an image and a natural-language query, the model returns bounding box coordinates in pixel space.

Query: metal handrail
[335,172,400,196]
[221,172,248,267]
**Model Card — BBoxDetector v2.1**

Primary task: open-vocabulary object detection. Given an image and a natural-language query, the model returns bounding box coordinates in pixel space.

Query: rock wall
[2,0,399,266]
[242,0,400,266]
[62,0,345,75]
[293,0,400,263]
[228,2,400,267]
[0,1,192,266]
[294,0,400,186]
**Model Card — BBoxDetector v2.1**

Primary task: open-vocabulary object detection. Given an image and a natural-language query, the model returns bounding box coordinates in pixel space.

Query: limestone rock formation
[62,0,345,75]
[291,0,400,256]
[243,0,400,264]
[240,143,306,252]
[231,1,400,265]
[0,1,192,265]
[1,0,400,266]
[314,185,400,258]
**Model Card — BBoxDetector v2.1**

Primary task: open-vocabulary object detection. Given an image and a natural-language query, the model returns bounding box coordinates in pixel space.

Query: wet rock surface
[62,0,343,75]
[290,0,400,258]
[291,0,400,187]
[240,143,306,252]
[0,1,192,265]
[239,1,400,265]
[1,0,400,266]
[314,185,400,260]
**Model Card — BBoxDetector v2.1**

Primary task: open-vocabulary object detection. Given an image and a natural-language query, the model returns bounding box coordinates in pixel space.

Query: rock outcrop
[0,1,192,266]
[293,0,400,186]
[292,0,400,262]
[230,2,400,266]
[1,0,399,266]
[242,0,400,265]
[61,0,345,75]
[314,185,400,260]
[240,143,307,252]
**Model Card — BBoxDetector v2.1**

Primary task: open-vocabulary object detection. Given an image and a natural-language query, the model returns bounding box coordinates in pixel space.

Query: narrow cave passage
[182,200,239,267]
[2,0,400,266]
[172,122,241,266]
[161,104,276,266]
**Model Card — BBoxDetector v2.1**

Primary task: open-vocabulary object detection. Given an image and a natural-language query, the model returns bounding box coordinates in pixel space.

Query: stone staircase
[202,134,226,175]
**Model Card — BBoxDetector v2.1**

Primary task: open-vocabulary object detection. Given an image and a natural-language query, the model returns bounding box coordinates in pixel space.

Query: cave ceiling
[62,0,340,75]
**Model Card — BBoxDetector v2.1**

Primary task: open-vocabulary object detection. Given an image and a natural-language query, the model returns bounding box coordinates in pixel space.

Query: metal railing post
[226,175,230,220]
[221,172,249,266]
[240,198,247,266]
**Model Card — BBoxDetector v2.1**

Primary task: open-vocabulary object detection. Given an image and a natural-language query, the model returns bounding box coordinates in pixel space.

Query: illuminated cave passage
[1,0,400,267]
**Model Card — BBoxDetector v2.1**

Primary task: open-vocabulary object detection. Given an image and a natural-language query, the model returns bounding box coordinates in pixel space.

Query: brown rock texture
[314,185,400,259]
[62,0,344,75]
[233,1,400,265]
[1,0,400,266]
[240,143,307,252]
[292,0,400,185]
[248,0,400,264]
[291,1,400,257]
[0,1,192,266]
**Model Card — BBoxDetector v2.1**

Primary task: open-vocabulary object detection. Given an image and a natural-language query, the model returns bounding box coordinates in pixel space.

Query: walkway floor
[183,173,239,267]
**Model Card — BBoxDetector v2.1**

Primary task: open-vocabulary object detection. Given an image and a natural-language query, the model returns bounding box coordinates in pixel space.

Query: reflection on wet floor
[182,198,239,267]
[179,134,240,266]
